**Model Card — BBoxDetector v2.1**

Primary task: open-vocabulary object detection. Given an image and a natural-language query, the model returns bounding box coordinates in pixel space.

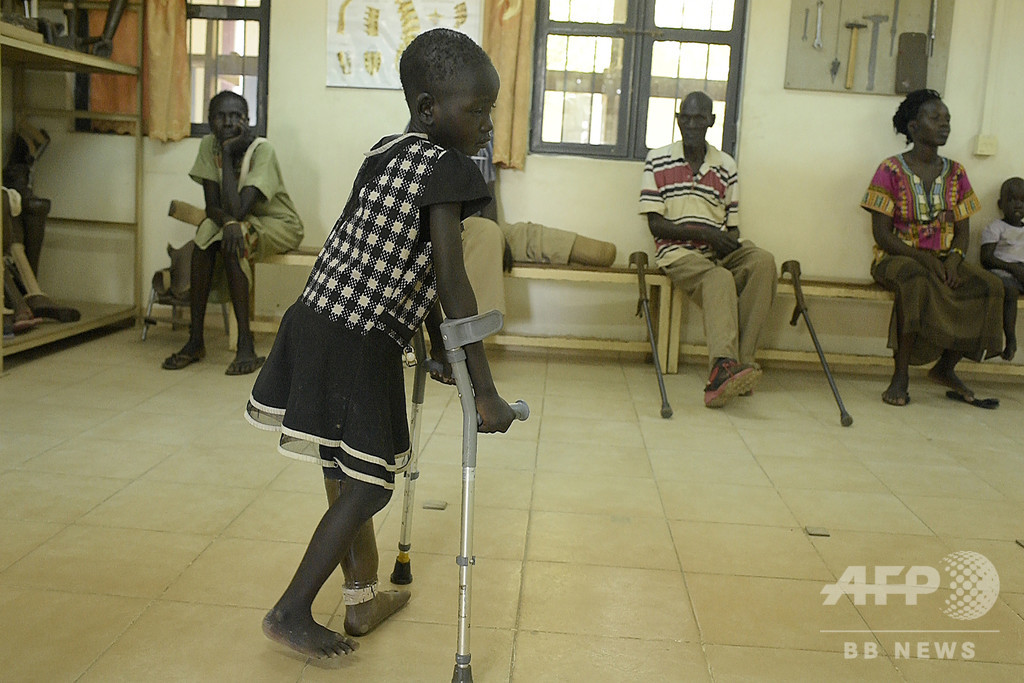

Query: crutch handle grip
[781,259,808,325]
[510,400,530,421]
[629,251,650,303]
[476,400,530,426]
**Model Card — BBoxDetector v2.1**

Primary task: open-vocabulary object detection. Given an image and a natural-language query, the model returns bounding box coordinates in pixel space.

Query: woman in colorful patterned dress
[862,89,1003,408]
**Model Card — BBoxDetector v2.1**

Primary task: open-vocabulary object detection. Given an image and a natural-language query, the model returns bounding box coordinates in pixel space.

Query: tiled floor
[1,326,1023,682]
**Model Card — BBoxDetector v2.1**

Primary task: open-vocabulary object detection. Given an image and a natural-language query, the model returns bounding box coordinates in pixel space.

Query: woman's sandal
[162,347,205,370]
[945,390,999,409]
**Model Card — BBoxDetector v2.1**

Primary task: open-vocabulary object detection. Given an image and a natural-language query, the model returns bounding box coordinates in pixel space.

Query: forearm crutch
[390,327,440,585]
[440,310,529,683]
[629,251,673,418]
[781,260,853,427]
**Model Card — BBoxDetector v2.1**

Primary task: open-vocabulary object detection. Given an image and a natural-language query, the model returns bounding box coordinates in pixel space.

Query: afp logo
[822,551,1000,620]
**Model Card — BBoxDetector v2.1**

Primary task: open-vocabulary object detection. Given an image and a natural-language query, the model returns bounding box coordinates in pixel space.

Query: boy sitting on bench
[980,176,1024,361]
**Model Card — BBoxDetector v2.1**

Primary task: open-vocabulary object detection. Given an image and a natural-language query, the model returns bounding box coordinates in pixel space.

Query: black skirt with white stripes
[245,301,410,490]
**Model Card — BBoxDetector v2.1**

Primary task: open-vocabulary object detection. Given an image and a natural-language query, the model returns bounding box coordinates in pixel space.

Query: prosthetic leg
[2,188,79,323]
[323,479,410,637]
[440,310,529,683]
[4,267,41,333]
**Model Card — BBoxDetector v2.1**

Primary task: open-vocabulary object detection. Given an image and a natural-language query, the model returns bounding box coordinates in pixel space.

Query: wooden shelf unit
[1,13,143,372]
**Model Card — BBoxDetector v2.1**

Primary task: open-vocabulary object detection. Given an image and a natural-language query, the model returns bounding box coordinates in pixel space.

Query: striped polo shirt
[639,141,739,266]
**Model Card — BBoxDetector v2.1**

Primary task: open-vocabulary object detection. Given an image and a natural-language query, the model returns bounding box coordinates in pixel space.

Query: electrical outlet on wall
[974,135,999,156]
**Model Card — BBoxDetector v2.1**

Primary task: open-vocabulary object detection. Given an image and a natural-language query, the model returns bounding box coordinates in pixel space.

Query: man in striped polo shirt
[639,91,776,408]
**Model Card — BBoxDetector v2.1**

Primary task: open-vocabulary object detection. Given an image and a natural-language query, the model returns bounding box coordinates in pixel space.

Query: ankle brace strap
[343,581,378,606]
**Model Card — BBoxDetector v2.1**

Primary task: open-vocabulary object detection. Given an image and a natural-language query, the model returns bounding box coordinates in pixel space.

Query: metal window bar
[532,0,748,161]
[186,0,270,137]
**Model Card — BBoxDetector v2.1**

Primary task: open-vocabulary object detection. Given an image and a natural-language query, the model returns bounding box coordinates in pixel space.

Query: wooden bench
[492,263,672,370]
[245,249,675,372]
[244,247,321,343]
[668,275,1024,376]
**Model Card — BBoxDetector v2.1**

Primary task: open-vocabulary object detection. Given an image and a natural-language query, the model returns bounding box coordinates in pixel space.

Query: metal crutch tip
[390,558,412,585]
[451,664,473,683]
[841,413,854,427]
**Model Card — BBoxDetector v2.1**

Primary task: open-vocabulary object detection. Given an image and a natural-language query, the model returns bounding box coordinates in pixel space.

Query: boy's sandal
[945,390,999,409]
[162,348,205,370]
[225,355,265,376]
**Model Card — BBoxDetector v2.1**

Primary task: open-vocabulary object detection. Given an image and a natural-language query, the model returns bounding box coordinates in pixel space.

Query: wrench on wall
[813,0,824,49]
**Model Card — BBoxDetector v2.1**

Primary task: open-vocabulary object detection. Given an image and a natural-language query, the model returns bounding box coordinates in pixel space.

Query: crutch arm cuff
[439,310,504,350]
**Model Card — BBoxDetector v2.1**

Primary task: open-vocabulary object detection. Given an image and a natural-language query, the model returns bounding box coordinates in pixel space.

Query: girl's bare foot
[344,589,411,636]
[262,608,358,659]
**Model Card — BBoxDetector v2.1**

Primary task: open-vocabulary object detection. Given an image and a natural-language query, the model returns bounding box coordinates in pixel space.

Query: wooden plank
[1,35,137,75]
[248,258,671,368]
[1,21,44,44]
[490,335,650,354]
[677,343,1024,377]
[260,248,319,266]
[2,302,135,357]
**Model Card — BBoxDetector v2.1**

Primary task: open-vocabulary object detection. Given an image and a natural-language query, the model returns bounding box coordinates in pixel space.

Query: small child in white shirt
[980,176,1024,360]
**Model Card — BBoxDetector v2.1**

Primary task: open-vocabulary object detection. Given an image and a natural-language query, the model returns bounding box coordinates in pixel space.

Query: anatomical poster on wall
[326,0,482,89]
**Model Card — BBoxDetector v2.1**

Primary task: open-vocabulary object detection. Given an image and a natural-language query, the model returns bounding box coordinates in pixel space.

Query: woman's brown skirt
[872,255,1004,366]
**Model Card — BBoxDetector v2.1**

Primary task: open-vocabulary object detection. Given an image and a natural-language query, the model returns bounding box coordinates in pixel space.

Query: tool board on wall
[784,0,954,95]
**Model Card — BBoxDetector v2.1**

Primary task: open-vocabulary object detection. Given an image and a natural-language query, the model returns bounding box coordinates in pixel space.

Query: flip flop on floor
[225,356,266,376]
[945,390,999,409]
[162,348,205,370]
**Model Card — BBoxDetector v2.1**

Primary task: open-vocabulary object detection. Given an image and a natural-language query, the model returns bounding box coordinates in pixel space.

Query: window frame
[186,1,271,138]
[530,0,748,160]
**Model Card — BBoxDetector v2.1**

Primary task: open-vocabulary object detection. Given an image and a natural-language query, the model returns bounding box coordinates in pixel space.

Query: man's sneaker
[704,358,761,408]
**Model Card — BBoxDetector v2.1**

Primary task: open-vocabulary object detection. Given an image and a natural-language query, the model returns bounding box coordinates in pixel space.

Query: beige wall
[25,0,1024,361]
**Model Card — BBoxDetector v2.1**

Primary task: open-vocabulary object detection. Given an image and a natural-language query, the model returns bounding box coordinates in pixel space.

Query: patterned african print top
[639,141,739,267]
[862,155,980,264]
[300,133,490,346]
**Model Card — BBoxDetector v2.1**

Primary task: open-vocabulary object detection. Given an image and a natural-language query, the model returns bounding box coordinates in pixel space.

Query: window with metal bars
[186,0,270,137]
[532,0,747,160]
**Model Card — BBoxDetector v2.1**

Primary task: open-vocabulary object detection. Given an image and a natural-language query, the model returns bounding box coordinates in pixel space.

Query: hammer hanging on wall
[844,20,867,89]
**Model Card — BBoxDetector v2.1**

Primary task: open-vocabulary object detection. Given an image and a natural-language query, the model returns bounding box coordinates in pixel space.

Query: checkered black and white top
[300,133,490,346]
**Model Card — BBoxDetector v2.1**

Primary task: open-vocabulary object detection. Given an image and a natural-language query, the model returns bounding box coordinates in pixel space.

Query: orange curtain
[481,0,536,170]
[89,0,190,141]
[143,0,190,141]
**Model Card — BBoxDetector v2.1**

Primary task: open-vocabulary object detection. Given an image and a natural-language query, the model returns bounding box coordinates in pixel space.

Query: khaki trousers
[662,242,777,369]
[462,217,507,315]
